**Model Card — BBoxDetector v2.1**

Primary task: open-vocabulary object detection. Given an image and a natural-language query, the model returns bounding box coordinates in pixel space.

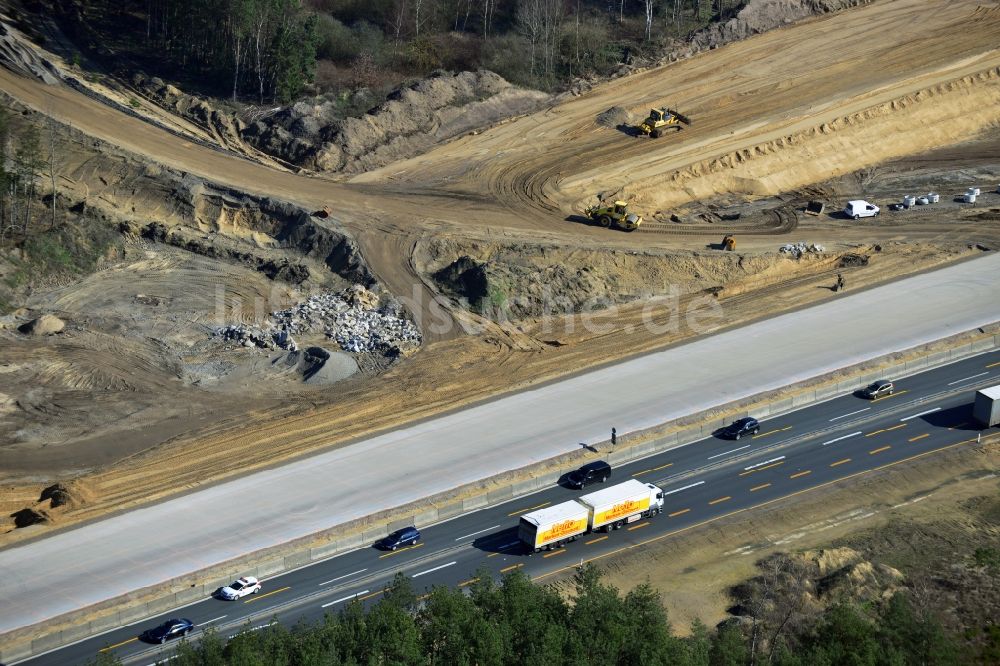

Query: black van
[567,461,612,489]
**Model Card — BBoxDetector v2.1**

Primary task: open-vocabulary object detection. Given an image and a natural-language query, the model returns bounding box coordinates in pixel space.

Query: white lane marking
[322,590,369,608]
[413,561,457,578]
[708,445,750,460]
[229,622,276,639]
[948,372,989,386]
[143,658,178,666]
[744,456,785,471]
[202,615,227,626]
[664,481,705,495]
[495,540,520,550]
[455,525,501,541]
[319,568,367,586]
[821,431,862,447]
[829,407,870,421]
[900,407,941,422]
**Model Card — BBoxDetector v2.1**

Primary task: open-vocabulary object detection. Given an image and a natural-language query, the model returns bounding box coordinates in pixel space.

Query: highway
[2,253,1000,644]
[17,349,1000,666]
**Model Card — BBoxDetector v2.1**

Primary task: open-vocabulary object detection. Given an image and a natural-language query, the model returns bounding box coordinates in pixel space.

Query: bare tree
[644,0,655,40]
[45,114,58,231]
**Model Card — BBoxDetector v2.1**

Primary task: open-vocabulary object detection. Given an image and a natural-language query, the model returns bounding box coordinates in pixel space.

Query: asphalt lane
[19,349,1000,666]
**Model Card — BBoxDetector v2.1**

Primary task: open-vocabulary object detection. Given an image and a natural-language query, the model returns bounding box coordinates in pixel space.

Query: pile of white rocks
[779,242,826,258]
[217,285,421,355]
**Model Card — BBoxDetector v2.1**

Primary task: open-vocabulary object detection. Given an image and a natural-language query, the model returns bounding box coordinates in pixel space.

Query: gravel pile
[216,285,421,355]
[779,242,825,258]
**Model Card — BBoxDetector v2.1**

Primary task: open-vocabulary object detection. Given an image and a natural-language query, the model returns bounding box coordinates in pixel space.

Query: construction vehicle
[637,107,691,138]
[584,200,642,231]
[721,234,736,251]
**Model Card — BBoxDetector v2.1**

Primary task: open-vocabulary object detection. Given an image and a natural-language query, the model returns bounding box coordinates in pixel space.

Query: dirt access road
[3,0,1000,546]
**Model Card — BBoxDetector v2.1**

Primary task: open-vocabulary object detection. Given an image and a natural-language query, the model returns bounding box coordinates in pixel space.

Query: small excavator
[636,107,691,138]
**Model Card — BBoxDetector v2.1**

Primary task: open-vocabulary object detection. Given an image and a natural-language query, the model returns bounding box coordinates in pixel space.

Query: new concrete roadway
[17,347,1000,665]
[2,253,1000,644]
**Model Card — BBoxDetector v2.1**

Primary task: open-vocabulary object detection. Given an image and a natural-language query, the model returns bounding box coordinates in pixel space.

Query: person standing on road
[835,273,845,292]
[611,427,617,446]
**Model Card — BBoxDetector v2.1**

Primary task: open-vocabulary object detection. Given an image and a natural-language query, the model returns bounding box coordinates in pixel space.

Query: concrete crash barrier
[2,324,999,662]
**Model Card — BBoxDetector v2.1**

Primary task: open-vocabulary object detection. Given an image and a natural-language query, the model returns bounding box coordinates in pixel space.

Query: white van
[845,200,879,219]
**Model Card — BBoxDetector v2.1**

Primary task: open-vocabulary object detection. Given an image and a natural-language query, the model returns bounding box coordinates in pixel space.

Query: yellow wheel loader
[637,107,691,138]
[584,200,643,231]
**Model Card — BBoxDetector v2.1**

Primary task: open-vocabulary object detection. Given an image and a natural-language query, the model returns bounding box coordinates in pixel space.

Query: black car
[141,618,194,643]
[721,417,760,440]
[567,461,612,489]
[379,526,421,551]
[861,380,894,399]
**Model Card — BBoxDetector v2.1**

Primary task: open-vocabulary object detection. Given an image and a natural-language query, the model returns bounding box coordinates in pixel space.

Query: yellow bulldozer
[585,200,642,231]
[637,107,691,138]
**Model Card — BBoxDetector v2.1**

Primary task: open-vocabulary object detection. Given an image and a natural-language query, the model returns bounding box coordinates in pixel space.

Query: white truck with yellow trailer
[518,479,665,553]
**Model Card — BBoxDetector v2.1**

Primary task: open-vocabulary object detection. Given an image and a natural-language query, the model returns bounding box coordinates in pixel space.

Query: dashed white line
[829,407,870,421]
[413,561,457,578]
[664,481,705,495]
[322,590,369,608]
[900,407,941,422]
[947,372,989,386]
[202,615,227,626]
[821,431,862,447]
[495,540,521,550]
[708,445,750,460]
[455,525,501,541]
[744,456,785,471]
[319,568,367,586]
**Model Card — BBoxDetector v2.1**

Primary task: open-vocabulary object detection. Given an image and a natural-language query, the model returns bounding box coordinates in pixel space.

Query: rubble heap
[216,285,421,355]
[779,242,826,258]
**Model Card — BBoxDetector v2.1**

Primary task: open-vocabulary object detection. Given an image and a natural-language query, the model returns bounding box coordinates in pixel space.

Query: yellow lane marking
[458,577,480,587]
[500,563,524,573]
[586,536,609,545]
[830,458,851,467]
[245,586,290,603]
[709,496,731,505]
[866,423,906,437]
[487,552,501,558]
[627,522,650,531]
[668,509,690,517]
[756,426,792,438]
[508,501,549,517]
[632,468,654,477]
[531,434,998,586]
[739,461,785,476]
[948,422,968,431]
[378,543,425,559]
[986,361,1000,368]
[99,637,138,652]
[872,390,908,403]
[653,462,674,471]
[869,445,891,455]
[909,433,930,442]
[789,470,812,479]
[358,590,383,602]
[543,549,566,558]
[750,483,771,492]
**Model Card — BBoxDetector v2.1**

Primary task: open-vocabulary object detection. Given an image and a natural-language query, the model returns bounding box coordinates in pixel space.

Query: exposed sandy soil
[553,432,1000,638]
[3,0,1000,548]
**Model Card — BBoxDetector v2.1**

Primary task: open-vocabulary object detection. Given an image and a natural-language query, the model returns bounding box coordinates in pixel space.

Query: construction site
[1,0,1000,559]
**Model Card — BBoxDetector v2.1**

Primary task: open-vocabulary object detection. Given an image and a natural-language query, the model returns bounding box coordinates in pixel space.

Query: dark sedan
[141,618,194,643]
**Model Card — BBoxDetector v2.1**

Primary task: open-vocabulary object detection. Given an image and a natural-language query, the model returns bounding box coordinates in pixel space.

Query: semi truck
[518,479,665,552]
[973,384,1000,428]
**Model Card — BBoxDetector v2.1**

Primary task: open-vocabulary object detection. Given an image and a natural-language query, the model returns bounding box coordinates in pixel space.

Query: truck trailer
[518,501,590,552]
[518,480,665,552]
[973,384,1000,428]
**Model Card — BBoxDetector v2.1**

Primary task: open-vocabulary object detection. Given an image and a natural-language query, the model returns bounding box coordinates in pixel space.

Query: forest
[87,565,990,666]
[50,0,740,103]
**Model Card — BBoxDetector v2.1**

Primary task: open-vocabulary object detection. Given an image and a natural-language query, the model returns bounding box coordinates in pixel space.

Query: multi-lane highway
[19,349,1000,666]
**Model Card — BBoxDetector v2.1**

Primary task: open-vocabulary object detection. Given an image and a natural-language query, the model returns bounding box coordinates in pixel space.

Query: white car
[216,576,262,600]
